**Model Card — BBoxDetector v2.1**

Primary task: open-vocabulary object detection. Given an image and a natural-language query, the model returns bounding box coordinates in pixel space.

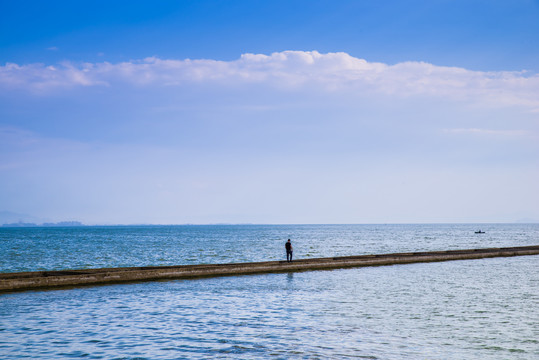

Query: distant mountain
[0,210,43,225]
[1,222,39,227]
[42,221,85,227]
[0,211,84,227]
[2,221,85,227]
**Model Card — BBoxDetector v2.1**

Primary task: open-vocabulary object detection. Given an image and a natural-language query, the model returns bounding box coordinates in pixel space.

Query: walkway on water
[1,245,538,293]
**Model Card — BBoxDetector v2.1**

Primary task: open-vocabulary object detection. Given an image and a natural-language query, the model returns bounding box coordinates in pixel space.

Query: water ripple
[1,225,538,359]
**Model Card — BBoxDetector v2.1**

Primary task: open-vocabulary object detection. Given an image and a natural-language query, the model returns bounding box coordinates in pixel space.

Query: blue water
[0,224,538,359]
[1,223,537,273]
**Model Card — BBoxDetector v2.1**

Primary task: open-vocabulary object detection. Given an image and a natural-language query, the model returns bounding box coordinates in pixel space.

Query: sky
[1,0,538,224]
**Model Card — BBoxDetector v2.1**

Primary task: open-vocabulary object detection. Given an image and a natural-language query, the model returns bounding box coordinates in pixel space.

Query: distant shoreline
[1,221,85,228]
[2,221,538,228]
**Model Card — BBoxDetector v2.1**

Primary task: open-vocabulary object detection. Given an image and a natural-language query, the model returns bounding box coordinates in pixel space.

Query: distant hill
[2,221,85,227]
[42,221,85,227]
[0,210,87,227]
[0,210,43,225]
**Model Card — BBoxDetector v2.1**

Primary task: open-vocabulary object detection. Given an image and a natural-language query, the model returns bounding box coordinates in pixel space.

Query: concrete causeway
[1,245,538,293]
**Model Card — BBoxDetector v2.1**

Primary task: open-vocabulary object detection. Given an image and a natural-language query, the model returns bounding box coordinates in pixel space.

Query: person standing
[285,239,293,262]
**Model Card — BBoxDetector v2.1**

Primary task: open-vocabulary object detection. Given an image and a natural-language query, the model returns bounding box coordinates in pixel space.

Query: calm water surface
[0,224,538,359]
[1,223,537,272]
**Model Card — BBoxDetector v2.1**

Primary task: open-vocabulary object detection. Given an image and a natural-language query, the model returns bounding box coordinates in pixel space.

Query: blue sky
[1,0,538,224]
[2,0,539,70]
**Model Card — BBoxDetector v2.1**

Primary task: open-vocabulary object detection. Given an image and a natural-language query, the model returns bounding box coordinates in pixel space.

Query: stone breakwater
[1,245,538,293]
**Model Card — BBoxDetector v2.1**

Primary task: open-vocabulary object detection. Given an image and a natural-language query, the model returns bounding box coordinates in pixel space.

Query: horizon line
[2,221,538,228]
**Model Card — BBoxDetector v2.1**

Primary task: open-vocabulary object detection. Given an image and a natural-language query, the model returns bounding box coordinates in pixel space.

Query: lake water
[0,224,538,359]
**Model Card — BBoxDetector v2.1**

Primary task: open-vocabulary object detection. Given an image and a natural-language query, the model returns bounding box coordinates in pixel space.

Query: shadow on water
[287,272,294,283]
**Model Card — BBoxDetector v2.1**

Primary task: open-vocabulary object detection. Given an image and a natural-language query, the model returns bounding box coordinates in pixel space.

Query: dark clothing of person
[285,240,293,262]
[285,242,292,251]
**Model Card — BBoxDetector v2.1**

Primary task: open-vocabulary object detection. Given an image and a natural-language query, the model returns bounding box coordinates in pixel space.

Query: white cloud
[0,62,106,91]
[1,51,539,109]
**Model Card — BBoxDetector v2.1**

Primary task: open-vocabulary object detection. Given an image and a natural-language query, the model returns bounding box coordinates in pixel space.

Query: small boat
[475,230,485,234]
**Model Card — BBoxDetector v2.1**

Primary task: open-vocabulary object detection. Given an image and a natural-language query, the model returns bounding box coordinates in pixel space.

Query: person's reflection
[287,272,294,283]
